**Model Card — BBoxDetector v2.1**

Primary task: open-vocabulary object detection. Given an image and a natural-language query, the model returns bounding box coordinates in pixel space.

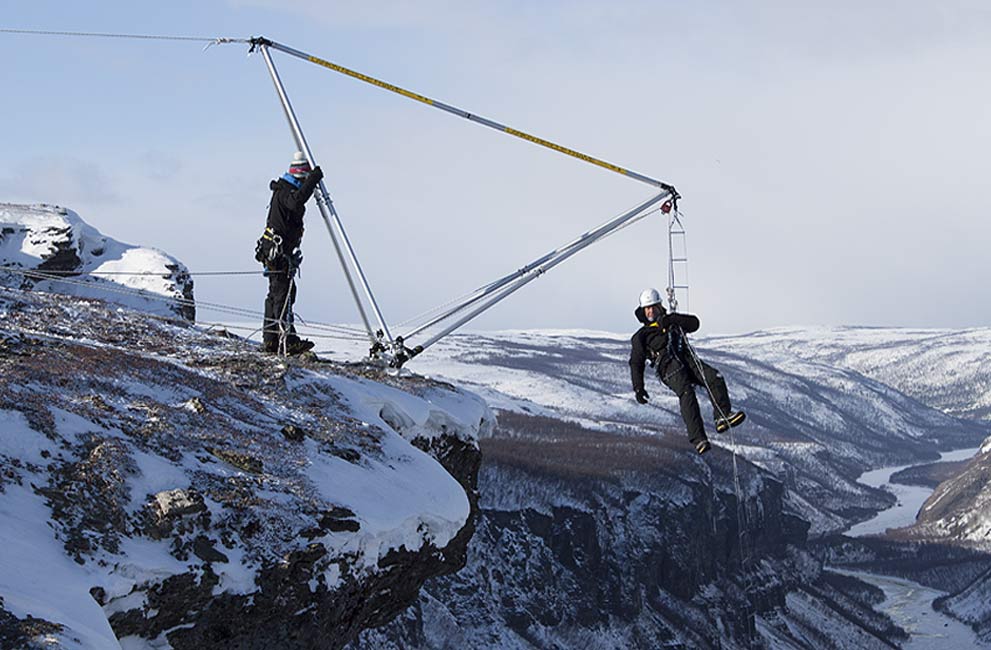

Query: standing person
[256,151,323,355]
[629,288,745,454]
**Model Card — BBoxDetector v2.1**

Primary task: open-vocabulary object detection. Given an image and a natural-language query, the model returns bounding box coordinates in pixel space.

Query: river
[847,447,981,538]
[832,568,982,649]
[839,446,985,648]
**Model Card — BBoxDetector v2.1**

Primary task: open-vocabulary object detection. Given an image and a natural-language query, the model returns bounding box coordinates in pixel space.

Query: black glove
[635,388,649,404]
[311,165,323,181]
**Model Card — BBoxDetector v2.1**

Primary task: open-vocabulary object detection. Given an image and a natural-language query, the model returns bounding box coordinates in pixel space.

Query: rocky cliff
[352,412,903,650]
[912,436,991,643]
[0,203,194,320]
[329,326,990,649]
[0,285,489,649]
[906,436,991,548]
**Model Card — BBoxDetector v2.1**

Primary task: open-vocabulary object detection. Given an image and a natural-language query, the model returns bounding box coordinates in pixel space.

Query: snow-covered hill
[936,562,991,645]
[328,327,987,537]
[909,435,991,547]
[327,325,988,649]
[921,436,991,642]
[0,286,490,649]
[702,327,991,422]
[0,203,193,320]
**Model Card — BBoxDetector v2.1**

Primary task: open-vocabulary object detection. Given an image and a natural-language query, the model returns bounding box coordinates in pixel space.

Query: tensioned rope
[681,337,757,646]
[5,268,272,277]
[0,266,368,341]
[0,28,247,45]
[0,282,282,359]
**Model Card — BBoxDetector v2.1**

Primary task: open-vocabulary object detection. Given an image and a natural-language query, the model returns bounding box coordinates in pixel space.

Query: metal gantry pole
[402,192,671,343]
[405,191,671,359]
[401,251,563,341]
[247,36,684,366]
[258,44,392,345]
[251,37,676,194]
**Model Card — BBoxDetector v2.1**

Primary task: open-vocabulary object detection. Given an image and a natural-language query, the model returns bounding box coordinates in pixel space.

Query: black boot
[284,337,315,356]
[715,411,746,434]
[261,335,279,354]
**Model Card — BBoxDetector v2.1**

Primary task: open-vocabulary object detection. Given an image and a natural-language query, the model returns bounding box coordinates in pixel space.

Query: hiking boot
[284,337,315,356]
[715,411,746,434]
[695,439,712,455]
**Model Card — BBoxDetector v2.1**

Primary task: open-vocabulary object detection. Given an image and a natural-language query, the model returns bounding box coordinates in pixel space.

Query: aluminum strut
[392,191,672,366]
[258,44,392,346]
[248,37,676,193]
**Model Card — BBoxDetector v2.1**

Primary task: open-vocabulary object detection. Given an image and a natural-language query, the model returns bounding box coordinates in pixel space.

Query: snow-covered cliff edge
[0,260,490,649]
[0,203,194,321]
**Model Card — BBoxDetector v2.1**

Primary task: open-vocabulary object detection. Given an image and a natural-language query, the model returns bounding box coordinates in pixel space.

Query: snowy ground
[0,289,489,649]
[848,447,982,537]
[0,203,192,319]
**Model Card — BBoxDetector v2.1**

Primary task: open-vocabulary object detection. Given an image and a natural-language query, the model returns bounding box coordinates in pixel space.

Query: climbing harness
[254,227,284,267]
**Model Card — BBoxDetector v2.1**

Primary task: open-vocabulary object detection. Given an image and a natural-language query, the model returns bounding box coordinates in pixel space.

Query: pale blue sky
[2,1,990,337]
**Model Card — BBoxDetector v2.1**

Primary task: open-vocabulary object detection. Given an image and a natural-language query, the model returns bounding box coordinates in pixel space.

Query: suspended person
[255,152,324,355]
[629,288,745,454]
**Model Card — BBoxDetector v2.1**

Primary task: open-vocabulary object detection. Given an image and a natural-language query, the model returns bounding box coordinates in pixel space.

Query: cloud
[137,150,183,182]
[227,0,482,30]
[0,157,120,206]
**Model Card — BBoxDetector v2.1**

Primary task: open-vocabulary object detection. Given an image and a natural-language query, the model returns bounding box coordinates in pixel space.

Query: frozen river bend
[848,447,981,538]
[834,569,982,649]
[838,446,989,648]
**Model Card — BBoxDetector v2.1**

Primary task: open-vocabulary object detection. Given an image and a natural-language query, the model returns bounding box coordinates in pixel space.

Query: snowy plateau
[2,202,991,649]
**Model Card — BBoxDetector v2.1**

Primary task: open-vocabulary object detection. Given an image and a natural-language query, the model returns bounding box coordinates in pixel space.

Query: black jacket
[629,306,700,393]
[265,167,323,252]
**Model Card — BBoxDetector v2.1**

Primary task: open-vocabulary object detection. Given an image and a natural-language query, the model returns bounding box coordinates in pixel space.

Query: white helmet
[639,287,663,308]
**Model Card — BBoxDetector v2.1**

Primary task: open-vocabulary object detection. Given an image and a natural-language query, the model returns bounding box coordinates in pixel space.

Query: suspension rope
[1,28,681,362]
[0,282,264,355]
[681,336,757,645]
[0,28,247,45]
[0,266,275,277]
[0,266,367,341]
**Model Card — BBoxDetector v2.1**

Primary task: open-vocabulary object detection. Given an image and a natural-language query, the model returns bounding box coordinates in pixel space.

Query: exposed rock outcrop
[907,438,991,548]
[0,287,490,649]
[0,203,194,320]
[352,412,902,650]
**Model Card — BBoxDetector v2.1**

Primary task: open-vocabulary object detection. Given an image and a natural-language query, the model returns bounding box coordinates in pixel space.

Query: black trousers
[263,270,297,348]
[657,354,732,444]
